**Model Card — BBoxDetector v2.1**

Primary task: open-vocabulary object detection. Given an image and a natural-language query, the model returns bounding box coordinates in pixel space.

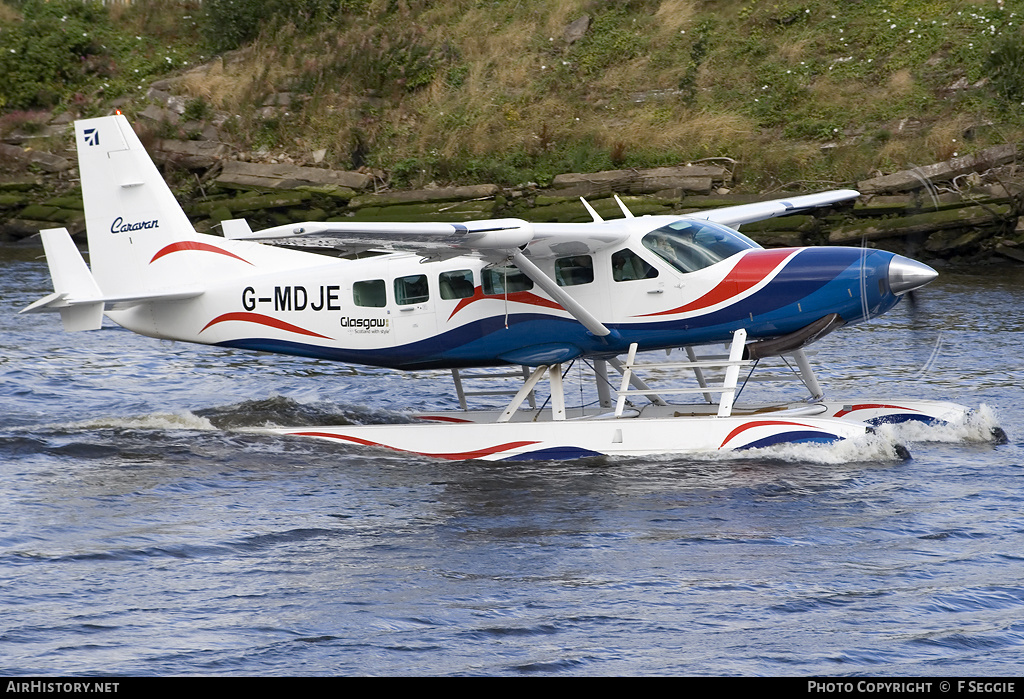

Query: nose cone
[888,255,937,295]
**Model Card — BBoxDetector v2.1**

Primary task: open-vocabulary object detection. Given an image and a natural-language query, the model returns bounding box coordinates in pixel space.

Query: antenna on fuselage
[580,197,604,222]
[613,194,635,218]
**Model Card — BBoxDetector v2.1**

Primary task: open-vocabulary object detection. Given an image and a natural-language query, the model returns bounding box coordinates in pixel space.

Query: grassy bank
[2,0,1024,192]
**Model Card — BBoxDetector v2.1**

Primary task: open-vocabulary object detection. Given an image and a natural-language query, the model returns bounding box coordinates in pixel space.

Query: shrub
[986,34,1024,105]
[0,0,110,109]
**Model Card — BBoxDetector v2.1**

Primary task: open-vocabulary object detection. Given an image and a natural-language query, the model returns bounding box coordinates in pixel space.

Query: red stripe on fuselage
[639,248,797,317]
[200,312,332,339]
[448,286,564,321]
[150,241,252,265]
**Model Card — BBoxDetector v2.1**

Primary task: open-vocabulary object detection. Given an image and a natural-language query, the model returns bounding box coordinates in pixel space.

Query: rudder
[75,114,202,298]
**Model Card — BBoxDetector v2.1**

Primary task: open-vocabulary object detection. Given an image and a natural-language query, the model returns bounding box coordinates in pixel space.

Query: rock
[0,143,71,172]
[995,242,1024,263]
[563,15,591,44]
[139,104,180,125]
[262,92,294,107]
[154,139,229,169]
[925,228,992,255]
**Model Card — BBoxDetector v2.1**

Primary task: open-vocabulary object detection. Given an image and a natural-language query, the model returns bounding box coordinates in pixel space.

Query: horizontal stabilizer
[19,291,103,332]
[20,228,104,330]
[21,288,205,324]
[221,218,253,239]
[20,228,203,330]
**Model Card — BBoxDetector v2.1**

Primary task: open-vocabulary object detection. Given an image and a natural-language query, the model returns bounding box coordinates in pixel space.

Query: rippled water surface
[2,247,1022,676]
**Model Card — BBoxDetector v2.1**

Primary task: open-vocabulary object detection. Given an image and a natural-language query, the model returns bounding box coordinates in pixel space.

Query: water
[1,245,1022,676]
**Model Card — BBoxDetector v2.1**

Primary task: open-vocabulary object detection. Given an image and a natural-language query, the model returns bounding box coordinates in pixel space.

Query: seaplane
[21,114,975,461]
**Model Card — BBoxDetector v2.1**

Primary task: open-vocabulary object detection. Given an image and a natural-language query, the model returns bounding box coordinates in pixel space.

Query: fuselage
[107,217,907,370]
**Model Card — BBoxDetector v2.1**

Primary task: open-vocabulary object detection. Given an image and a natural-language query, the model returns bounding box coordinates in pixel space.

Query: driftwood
[550,166,730,198]
[216,160,371,192]
[858,144,1018,195]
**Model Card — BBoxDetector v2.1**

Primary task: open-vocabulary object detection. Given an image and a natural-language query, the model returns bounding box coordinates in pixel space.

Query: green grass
[2,0,1023,191]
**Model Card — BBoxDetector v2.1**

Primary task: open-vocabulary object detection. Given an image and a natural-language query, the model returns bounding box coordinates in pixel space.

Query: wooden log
[828,203,1012,244]
[217,160,371,191]
[348,184,499,209]
[857,144,1018,194]
[190,190,311,215]
[344,200,496,222]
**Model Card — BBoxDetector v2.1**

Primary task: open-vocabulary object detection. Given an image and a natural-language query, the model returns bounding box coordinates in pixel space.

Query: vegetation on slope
[2,0,1023,191]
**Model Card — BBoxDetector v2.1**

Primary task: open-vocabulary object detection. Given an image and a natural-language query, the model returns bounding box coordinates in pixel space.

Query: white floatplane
[22,114,976,460]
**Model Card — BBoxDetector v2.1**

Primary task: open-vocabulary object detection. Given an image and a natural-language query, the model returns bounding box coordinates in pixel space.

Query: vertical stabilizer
[75,114,202,297]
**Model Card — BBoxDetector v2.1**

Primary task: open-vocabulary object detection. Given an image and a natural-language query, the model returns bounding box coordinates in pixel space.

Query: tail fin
[75,114,205,297]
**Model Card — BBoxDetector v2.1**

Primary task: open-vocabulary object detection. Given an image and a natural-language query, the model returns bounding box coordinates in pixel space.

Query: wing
[223,217,534,256]
[222,214,637,263]
[221,189,861,258]
[690,189,861,228]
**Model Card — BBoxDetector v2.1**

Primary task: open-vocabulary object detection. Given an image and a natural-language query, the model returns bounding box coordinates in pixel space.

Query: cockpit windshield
[642,220,760,273]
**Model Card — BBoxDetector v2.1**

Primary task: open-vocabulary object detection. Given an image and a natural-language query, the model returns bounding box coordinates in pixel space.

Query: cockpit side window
[642,220,758,273]
[612,248,658,282]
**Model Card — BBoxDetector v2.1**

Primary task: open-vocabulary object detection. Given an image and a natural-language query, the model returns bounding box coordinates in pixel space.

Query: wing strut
[510,251,616,340]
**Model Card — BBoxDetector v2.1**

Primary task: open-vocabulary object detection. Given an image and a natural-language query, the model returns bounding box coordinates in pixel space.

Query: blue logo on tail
[83,128,99,146]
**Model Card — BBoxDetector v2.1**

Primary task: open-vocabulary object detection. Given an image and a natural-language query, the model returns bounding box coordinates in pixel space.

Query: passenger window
[394,274,429,305]
[439,270,475,300]
[482,266,534,295]
[612,249,659,281]
[353,279,386,307]
[555,255,594,286]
